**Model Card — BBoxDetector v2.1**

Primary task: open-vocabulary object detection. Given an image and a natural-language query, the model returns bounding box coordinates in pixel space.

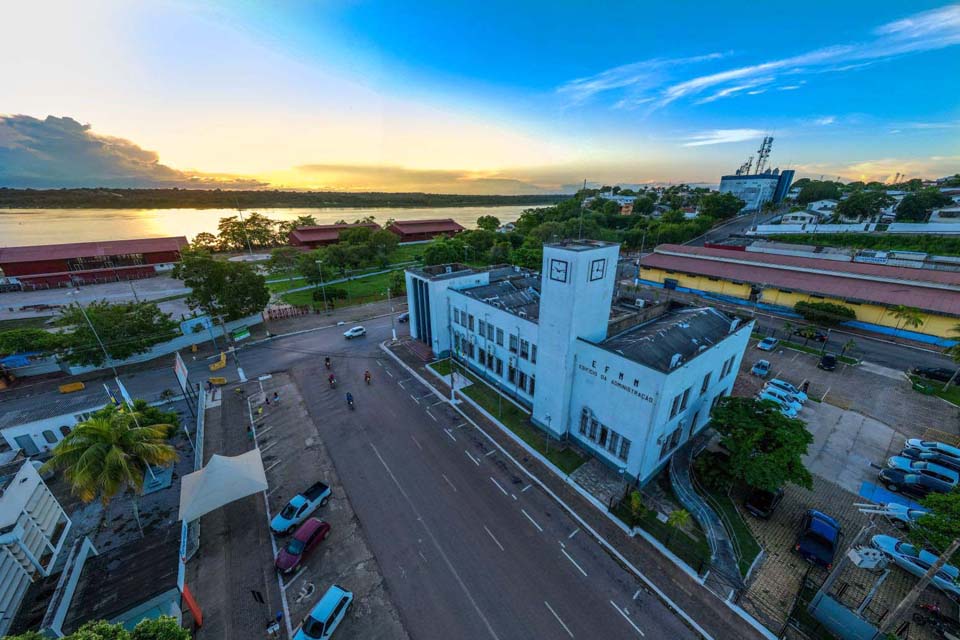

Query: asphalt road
[686,210,778,247]
[233,320,701,639]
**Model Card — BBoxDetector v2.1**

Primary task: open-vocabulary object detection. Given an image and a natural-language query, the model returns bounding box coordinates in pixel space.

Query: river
[0,205,531,247]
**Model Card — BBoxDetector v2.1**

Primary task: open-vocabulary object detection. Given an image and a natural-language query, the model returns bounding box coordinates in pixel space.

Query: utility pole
[880,537,960,635]
[578,178,587,240]
[315,259,328,312]
[387,287,396,341]
[234,197,254,257]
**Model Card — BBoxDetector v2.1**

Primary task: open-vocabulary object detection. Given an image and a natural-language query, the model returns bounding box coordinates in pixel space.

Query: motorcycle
[914,603,960,639]
[364,371,372,385]
[324,357,331,370]
[346,393,355,410]
[328,375,336,389]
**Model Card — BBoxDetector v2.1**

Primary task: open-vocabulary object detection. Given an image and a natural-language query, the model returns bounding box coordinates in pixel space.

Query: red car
[275,518,330,574]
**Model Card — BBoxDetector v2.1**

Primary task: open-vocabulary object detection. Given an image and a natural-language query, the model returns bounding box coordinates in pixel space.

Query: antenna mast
[755,136,774,174]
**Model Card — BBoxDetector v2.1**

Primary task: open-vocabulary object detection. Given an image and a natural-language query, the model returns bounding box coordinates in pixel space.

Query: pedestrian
[272,392,280,404]
[801,380,810,393]
[264,396,270,406]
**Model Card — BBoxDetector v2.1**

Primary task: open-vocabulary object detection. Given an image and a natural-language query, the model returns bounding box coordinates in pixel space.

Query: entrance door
[14,434,40,456]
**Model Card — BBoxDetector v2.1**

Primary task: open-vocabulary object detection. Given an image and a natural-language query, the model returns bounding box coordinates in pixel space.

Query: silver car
[887,456,959,487]
[871,535,960,600]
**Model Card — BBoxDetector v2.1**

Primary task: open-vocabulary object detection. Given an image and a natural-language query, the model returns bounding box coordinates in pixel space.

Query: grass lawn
[391,243,428,263]
[281,270,404,308]
[0,316,55,331]
[429,361,585,474]
[909,374,960,406]
[611,498,712,572]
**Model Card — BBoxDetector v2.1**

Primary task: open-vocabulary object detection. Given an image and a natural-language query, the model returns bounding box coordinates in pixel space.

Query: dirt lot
[251,374,408,640]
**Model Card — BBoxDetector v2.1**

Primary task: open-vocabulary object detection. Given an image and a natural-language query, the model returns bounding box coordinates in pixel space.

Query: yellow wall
[641,266,958,338]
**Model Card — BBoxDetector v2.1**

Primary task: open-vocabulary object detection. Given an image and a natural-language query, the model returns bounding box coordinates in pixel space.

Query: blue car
[756,337,779,351]
[766,378,808,403]
[751,360,771,378]
[294,585,353,639]
[795,510,841,569]
[756,392,798,418]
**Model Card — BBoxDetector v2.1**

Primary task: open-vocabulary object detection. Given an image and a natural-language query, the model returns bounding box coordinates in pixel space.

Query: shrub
[794,300,856,325]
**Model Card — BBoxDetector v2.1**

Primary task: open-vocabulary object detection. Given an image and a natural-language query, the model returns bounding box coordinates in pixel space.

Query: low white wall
[749,223,876,235]
[887,222,960,234]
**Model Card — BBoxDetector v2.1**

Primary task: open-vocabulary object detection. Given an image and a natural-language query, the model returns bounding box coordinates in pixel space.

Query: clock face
[549,258,569,283]
[589,258,606,281]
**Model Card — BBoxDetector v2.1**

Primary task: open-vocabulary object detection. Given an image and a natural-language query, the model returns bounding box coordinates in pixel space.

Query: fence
[185,387,205,560]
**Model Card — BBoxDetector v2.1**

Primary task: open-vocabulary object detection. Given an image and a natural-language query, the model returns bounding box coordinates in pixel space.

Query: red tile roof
[289,222,380,244]
[0,237,188,264]
[388,219,465,234]
[641,246,960,317]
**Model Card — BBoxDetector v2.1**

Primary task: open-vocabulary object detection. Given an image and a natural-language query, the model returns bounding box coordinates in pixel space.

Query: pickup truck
[271,481,331,535]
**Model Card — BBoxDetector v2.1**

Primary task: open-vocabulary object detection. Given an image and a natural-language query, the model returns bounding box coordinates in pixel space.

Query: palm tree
[781,321,795,341]
[798,325,819,347]
[889,305,925,339]
[944,323,960,392]
[42,406,177,536]
[840,339,857,359]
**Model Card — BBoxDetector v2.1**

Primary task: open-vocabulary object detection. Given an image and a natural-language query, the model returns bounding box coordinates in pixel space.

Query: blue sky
[2,1,958,191]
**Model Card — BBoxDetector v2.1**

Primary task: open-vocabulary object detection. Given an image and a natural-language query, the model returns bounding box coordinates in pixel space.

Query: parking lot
[249,373,408,639]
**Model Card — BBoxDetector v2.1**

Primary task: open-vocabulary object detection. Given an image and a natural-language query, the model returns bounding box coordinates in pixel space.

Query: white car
[343,326,366,339]
[887,456,959,487]
[871,535,960,600]
[906,439,960,464]
[765,379,808,403]
[756,391,798,418]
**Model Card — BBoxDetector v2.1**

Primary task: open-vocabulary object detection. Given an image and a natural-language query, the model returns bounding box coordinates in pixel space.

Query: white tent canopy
[178,448,268,522]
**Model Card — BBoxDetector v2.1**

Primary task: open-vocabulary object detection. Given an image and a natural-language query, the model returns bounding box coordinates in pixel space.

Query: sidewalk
[386,341,770,640]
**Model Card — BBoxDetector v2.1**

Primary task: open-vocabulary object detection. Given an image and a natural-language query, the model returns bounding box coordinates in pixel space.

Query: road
[686,210,778,247]
[224,319,705,639]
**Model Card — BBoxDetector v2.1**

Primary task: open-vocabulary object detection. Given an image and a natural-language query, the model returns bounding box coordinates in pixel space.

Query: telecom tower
[755,136,774,174]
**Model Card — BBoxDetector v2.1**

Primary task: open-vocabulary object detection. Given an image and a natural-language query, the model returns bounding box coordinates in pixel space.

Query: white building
[0,391,104,457]
[805,199,839,215]
[780,211,822,225]
[0,453,72,637]
[405,241,753,484]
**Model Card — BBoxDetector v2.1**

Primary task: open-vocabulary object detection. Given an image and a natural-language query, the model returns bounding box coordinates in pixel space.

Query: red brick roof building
[0,237,188,289]
[288,222,381,249]
[387,219,465,243]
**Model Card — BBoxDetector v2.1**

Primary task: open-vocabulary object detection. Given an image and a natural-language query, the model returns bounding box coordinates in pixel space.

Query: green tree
[266,246,302,274]
[174,251,270,321]
[796,325,820,347]
[888,304,925,337]
[632,195,655,216]
[368,229,399,266]
[277,214,318,237]
[628,490,646,524]
[422,237,467,265]
[488,241,512,264]
[127,616,191,640]
[835,190,894,221]
[216,212,279,250]
[910,491,960,561]
[190,231,220,252]
[941,174,960,187]
[476,215,501,232]
[660,209,685,224]
[699,192,745,220]
[3,617,189,640]
[710,397,814,491]
[297,250,334,286]
[0,328,63,355]
[667,509,691,529]
[797,181,842,205]
[389,270,405,296]
[840,339,857,359]
[896,188,953,222]
[794,300,856,326]
[57,301,178,367]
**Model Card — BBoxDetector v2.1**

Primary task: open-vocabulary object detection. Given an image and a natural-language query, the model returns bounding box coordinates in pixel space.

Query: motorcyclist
[324,357,331,369]
[328,373,336,387]
[346,392,354,407]
[364,370,372,384]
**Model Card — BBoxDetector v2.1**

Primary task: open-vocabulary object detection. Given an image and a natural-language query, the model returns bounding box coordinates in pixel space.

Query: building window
[588,419,599,440]
[496,328,504,346]
[518,371,527,391]
[529,374,535,395]
[454,334,461,353]
[679,387,691,412]
[659,427,682,459]
[478,319,486,337]
[59,425,72,437]
[479,351,486,367]
[619,438,631,461]
[453,309,461,325]
[669,393,682,419]
[598,426,608,448]
[607,432,619,454]
[508,365,516,384]
[579,410,588,435]
[495,358,503,376]
[487,323,495,341]
[509,334,518,353]
[700,372,711,394]
[468,314,475,331]
[531,344,537,363]
[520,339,529,360]
[42,430,58,444]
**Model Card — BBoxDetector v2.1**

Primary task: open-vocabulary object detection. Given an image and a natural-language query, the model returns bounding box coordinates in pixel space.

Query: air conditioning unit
[846,546,887,571]
[635,298,646,308]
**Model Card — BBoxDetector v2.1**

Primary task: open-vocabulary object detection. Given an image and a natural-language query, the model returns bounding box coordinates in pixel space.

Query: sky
[1,0,959,193]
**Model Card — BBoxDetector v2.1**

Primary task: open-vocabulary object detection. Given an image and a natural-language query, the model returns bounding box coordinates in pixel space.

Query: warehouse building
[387,218,464,243]
[0,237,187,289]
[405,240,753,484]
[288,222,381,249]
[640,244,960,345]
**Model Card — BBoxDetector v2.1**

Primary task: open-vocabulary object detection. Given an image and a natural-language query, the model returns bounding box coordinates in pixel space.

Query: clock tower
[532,240,620,437]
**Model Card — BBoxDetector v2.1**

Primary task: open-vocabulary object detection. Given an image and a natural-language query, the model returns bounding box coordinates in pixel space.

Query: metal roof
[459,275,542,321]
[388,219,465,234]
[0,387,108,430]
[289,222,380,243]
[0,237,187,264]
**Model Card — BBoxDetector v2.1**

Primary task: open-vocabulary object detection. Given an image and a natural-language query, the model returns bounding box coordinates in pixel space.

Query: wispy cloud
[813,116,836,126]
[559,4,960,110]
[681,129,766,147]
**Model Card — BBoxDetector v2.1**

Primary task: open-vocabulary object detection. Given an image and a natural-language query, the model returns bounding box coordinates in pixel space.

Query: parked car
[343,326,366,339]
[880,502,928,530]
[759,385,803,412]
[817,353,838,371]
[765,378,808,403]
[751,360,771,378]
[900,447,960,473]
[744,487,784,519]
[276,518,331,574]
[906,440,960,464]
[756,391,799,418]
[397,312,409,323]
[870,535,960,600]
[794,510,842,569]
[794,328,828,342]
[912,366,959,384]
[878,468,953,498]
[294,585,353,639]
[887,456,960,486]
[271,481,331,535]
[756,337,779,351]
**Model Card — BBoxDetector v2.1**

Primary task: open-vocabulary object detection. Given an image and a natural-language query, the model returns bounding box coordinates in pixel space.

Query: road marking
[511,494,518,501]
[370,444,501,640]
[521,508,543,532]
[610,600,645,636]
[521,484,533,493]
[442,473,458,493]
[430,399,445,407]
[418,550,428,563]
[444,429,457,442]
[385,369,394,378]
[484,450,496,457]
[632,590,641,601]
[544,601,574,638]
[567,527,580,539]
[561,549,587,577]
[453,422,468,429]
[490,476,509,496]
[410,435,423,451]
[559,541,565,549]
[426,409,438,422]
[483,526,505,551]
[465,450,481,466]
[410,394,420,404]
[821,386,831,402]
[397,380,405,389]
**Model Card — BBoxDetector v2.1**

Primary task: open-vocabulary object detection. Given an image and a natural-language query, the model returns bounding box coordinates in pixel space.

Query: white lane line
[430,399,445,407]
[490,477,509,497]
[369,444,501,640]
[559,541,565,549]
[410,394,420,404]
[521,484,533,493]
[444,429,457,442]
[484,450,496,457]
[521,508,544,533]
[465,450,481,466]
[567,527,580,539]
[632,590,641,601]
[453,422,468,429]
[385,369,394,378]
[483,525,505,551]
[544,601,574,638]
[411,435,423,451]
[511,494,518,501]
[418,550,428,563]
[442,473,458,492]
[397,380,405,389]
[426,409,438,422]
[610,600,645,636]
[561,548,588,577]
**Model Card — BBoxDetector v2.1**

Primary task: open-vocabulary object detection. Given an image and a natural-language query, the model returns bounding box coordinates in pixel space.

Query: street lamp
[315,259,328,312]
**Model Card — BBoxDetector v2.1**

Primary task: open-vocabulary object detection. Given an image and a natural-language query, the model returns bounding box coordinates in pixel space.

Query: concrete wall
[750,223,876,235]
[887,222,960,234]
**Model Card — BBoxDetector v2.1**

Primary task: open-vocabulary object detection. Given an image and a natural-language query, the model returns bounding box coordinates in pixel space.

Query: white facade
[781,211,821,225]
[1,404,101,457]
[406,241,753,483]
[719,175,779,211]
[0,457,72,636]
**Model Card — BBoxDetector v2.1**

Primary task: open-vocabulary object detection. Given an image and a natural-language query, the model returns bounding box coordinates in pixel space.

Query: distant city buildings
[405,240,752,484]
[718,169,795,211]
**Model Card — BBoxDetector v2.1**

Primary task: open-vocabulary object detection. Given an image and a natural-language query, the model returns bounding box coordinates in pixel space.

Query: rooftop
[598,307,740,373]
[544,239,619,252]
[388,218,465,233]
[0,451,27,495]
[459,273,542,320]
[289,222,380,243]
[0,237,188,264]
[407,262,479,281]
[0,387,107,431]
